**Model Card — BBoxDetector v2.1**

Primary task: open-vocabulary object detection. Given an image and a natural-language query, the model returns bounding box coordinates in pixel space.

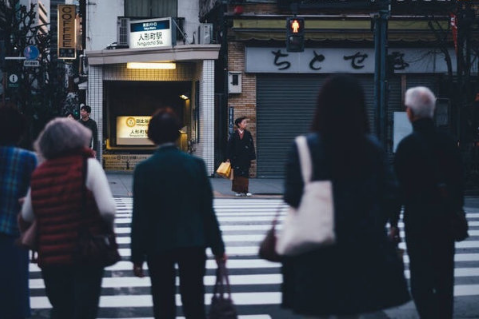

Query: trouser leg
[148,253,177,319]
[431,240,455,319]
[177,248,207,319]
[42,266,75,319]
[407,239,435,319]
[73,265,104,319]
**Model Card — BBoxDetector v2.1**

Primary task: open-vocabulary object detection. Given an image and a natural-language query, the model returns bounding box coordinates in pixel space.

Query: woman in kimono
[226,117,256,196]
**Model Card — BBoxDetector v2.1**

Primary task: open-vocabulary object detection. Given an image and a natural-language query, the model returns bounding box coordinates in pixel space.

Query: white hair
[404,86,436,119]
[34,117,91,159]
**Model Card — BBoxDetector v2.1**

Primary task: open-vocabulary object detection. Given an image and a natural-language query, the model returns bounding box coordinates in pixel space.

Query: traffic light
[286,17,305,52]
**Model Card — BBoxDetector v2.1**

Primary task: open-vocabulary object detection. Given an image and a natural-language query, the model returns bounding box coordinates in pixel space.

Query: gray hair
[404,86,436,119]
[35,118,91,159]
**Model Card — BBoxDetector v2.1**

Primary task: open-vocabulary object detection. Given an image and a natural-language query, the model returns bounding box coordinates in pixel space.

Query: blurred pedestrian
[78,104,98,157]
[131,108,226,319]
[226,117,256,196]
[390,87,463,319]
[282,74,409,318]
[21,118,116,319]
[0,104,37,319]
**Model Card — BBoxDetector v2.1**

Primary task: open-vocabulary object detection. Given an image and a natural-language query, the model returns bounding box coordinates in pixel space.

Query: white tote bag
[276,136,336,256]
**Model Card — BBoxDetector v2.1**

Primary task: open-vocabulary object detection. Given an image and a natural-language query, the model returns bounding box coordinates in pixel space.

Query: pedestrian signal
[286,17,305,52]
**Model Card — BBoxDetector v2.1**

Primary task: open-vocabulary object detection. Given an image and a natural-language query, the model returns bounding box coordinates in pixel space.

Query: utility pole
[373,0,390,147]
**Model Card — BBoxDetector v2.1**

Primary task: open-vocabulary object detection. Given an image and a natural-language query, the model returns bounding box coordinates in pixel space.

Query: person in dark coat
[282,75,410,318]
[226,117,256,196]
[131,108,226,319]
[390,86,464,319]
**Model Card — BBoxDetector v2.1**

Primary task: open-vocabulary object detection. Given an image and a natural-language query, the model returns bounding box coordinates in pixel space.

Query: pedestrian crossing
[28,198,479,318]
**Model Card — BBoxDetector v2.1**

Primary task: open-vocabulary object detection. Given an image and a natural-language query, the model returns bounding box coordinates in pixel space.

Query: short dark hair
[0,103,27,146]
[80,105,91,113]
[148,108,181,145]
[235,117,247,127]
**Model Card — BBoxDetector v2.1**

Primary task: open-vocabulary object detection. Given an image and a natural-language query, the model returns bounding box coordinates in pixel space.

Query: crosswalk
[28,198,479,318]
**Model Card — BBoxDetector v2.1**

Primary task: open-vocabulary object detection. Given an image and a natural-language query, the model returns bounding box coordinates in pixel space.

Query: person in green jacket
[131,108,226,319]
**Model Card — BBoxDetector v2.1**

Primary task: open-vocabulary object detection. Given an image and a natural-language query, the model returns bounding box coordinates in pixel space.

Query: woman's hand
[133,263,144,278]
[215,253,228,265]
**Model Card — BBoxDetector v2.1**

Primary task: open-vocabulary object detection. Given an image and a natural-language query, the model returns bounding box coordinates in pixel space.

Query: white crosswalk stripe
[29,197,479,318]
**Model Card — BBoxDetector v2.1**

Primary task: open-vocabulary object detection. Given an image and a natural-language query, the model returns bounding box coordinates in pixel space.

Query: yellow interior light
[126,62,176,70]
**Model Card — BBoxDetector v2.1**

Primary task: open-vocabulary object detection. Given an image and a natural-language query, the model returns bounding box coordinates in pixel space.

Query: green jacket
[131,145,225,264]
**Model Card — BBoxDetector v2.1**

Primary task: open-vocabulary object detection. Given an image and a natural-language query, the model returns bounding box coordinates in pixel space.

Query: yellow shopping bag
[216,162,231,179]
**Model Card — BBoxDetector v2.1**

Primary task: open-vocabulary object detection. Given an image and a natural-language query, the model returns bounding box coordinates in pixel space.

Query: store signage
[58,5,76,59]
[116,116,154,146]
[23,60,39,67]
[245,47,458,74]
[129,18,176,49]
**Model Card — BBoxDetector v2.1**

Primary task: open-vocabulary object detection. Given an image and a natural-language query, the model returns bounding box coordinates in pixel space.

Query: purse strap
[295,136,313,184]
[213,261,232,299]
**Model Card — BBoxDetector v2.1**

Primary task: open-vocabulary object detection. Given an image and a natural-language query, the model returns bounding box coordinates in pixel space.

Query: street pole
[373,0,390,147]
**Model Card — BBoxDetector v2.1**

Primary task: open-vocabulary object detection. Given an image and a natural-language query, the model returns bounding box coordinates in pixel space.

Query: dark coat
[131,145,225,264]
[392,118,464,236]
[226,130,256,177]
[282,133,410,316]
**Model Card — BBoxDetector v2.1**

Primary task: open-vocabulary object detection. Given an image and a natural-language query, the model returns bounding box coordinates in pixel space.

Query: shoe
[246,193,252,197]
[235,193,242,197]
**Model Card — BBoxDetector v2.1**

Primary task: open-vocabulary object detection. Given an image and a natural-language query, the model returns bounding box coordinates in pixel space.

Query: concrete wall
[178,0,200,45]
[86,0,124,51]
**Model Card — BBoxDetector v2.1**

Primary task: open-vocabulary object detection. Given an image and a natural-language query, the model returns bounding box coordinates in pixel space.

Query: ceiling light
[126,62,176,70]
[180,94,189,100]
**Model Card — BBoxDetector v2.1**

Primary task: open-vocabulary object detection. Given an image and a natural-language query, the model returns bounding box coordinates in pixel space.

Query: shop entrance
[105,81,192,149]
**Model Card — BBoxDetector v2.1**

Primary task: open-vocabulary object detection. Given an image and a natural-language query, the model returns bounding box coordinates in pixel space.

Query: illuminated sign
[129,18,176,49]
[116,116,154,145]
[58,5,76,59]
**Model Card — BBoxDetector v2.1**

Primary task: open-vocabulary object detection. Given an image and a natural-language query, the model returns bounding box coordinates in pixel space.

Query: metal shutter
[256,74,375,178]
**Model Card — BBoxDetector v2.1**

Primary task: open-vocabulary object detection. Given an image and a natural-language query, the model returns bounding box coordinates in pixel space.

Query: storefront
[86,44,220,174]
[241,46,455,178]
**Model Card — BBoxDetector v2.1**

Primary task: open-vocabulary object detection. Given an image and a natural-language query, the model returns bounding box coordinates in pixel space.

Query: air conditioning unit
[228,72,242,94]
[117,17,129,47]
[198,23,213,44]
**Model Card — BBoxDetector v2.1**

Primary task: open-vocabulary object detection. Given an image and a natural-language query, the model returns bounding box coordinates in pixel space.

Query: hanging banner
[58,5,77,59]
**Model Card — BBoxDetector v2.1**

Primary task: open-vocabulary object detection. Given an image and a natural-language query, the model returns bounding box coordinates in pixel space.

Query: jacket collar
[412,118,435,133]
[155,143,177,153]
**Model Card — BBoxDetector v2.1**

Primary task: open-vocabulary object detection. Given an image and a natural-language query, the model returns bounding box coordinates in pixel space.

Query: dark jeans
[406,233,455,319]
[147,247,207,319]
[41,265,104,319]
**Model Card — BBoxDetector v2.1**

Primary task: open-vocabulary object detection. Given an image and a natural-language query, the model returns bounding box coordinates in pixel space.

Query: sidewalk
[106,171,284,198]
[106,171,479,206]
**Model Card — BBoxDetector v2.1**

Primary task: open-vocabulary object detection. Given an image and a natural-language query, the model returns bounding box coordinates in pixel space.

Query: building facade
[201,0,479,179]
[84,0,220,174]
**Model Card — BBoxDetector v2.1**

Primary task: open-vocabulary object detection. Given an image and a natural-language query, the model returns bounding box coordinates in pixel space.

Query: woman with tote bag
[281,75,410,318]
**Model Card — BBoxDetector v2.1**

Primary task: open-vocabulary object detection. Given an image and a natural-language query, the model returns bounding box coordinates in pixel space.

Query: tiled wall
[87,66,104,160]
[195,60,215,175]
[103,63,195,81]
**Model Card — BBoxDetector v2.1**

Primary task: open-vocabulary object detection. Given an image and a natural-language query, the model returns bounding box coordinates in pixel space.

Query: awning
[86,44,221,66]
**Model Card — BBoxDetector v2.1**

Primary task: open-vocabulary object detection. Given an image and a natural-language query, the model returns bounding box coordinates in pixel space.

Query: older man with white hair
[390,86,465,319]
